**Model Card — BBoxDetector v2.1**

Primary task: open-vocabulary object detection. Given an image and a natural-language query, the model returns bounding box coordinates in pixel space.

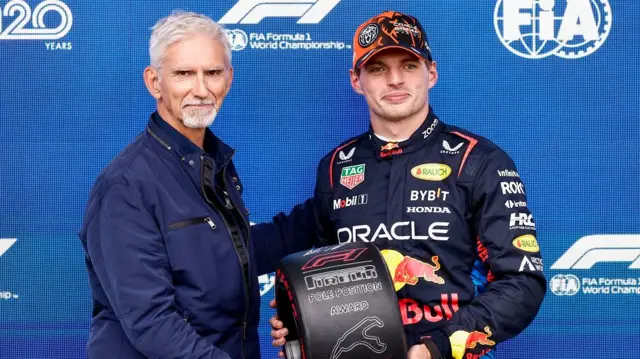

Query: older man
[79,11,314,359]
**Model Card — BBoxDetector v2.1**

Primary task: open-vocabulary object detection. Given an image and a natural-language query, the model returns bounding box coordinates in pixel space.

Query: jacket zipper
[168,216,216,231]
[200,155,250,359]
[220,160,251,359]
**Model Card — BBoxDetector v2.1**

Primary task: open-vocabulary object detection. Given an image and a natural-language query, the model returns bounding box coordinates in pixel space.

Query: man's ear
[223,66,234,98]
[427,61,438,89]
[144,66,162,100]
[350,68,364,95]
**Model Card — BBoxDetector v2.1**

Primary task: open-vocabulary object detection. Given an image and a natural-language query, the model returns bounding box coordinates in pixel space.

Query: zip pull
[204,217,217,230]
[223,191,234,209]
[242,321,247,340]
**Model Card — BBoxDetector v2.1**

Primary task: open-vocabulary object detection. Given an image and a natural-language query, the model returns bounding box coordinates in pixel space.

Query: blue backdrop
[0,0,638,358]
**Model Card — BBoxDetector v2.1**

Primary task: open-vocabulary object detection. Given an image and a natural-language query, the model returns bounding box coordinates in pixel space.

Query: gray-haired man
[79,11,315,358]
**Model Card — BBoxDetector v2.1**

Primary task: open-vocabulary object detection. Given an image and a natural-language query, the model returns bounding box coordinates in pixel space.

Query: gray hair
[149,10,232,69]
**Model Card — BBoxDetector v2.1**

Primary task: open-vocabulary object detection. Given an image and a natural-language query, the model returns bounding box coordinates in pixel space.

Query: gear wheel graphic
[555,0,612,59]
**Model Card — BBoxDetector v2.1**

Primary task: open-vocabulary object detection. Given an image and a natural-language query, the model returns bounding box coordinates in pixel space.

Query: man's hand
[269,299,288,358]
[408,344,432,359]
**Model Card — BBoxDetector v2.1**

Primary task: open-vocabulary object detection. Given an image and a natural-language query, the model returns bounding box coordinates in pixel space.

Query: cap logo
[394,22,421,38]
[358,24,379,48]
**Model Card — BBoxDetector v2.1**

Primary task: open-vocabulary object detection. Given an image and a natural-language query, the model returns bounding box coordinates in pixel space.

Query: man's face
[146,33,233,129]
[350,48,437,122]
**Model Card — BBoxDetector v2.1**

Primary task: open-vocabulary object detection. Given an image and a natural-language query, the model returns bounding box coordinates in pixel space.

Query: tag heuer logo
[340,164,365,189]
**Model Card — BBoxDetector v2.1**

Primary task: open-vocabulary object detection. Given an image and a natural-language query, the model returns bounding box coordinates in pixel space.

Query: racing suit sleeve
[250,158,335,275]
[313,156,337,246]
[428,149,546,359]
[251,197,319,275]
[85,183,231,359]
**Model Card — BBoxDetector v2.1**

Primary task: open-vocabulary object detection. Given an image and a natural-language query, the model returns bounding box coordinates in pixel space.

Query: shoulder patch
[445,127,497,181]
[450,131,479,177]
[324,133,369,189]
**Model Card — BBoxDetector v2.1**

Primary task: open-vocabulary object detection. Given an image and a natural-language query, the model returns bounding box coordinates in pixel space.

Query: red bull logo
[380,142,399,151]
[380,249,445,291]
[465,326,495,349]
[398,294,459,325]
[394,255,444,286]
[380,142,403,158]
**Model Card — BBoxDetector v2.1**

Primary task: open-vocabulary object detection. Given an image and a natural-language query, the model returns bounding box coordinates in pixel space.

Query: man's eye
[369,67,383,73]
[404,63,418,69]
[207,70,222,76]
[175,70,190,76]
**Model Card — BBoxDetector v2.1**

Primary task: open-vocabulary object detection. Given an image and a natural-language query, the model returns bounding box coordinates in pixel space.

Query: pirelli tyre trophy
[275,242,407,359]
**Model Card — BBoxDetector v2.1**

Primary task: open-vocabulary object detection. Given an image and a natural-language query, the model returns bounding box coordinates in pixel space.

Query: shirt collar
[146,111,235,169]
[368,106,444,159]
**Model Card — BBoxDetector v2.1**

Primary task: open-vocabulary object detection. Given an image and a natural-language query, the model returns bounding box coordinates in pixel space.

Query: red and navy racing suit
[254,107,546,359]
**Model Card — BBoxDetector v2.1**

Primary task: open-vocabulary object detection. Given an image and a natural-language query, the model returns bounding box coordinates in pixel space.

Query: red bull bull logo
[380,249,445,291]
[380,142,403,158]
[394,255,445,286]
[381,142,399,151]
[465,326,495,349]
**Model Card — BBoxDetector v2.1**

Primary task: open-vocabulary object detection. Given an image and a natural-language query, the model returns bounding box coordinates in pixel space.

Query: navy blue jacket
[257,108,546,359]
[79,113,315,359]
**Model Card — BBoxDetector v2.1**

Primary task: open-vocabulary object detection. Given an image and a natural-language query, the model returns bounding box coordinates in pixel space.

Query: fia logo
[225,29,248,51]
[494,0,611,59]
[549,274,580,296]
[219,0,341,25]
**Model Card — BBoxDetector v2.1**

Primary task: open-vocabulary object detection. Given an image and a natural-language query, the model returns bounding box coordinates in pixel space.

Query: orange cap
[353,11,432,69]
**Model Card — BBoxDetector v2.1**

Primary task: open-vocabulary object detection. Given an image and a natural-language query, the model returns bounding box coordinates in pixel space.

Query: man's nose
[386,67,405,87]
[192,73,208,98]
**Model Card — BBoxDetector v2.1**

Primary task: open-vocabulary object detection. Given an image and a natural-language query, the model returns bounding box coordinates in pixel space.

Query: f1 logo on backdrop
[550,235,640,297]
[219,0,341,24]
[551,235,640,269]
[221,0,348,52]
[494,0,612,59]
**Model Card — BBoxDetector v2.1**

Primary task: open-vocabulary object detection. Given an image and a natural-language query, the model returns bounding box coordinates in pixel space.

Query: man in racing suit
[262,11,546,359]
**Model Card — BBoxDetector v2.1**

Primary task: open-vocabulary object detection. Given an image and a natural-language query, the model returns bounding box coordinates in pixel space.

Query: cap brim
[356,45,431,69]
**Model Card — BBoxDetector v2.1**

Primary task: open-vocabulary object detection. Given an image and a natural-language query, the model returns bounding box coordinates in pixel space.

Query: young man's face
[145,32,233,129]
[350,48,437,122]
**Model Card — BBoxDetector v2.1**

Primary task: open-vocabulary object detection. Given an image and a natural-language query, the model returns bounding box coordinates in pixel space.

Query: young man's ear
[144,66,162,100]
[427,61,438,90]
[350,68,364,95]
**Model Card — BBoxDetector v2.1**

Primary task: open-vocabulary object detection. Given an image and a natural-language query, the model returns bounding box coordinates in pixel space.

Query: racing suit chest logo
[411,164,451,181]
[336,222,449,243]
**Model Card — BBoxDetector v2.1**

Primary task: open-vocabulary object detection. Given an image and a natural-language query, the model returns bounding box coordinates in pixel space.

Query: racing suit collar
[147,111,235,171]
[369,106,443,160]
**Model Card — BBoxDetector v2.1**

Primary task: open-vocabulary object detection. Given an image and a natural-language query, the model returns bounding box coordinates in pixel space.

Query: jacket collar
[146,111,235,170]
[368,106,443,160]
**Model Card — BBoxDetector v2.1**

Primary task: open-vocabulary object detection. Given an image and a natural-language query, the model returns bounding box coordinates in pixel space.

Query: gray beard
[182,107,217,129]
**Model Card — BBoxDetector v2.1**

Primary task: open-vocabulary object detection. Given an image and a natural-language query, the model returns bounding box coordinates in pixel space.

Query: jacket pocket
[168,217,216,231]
